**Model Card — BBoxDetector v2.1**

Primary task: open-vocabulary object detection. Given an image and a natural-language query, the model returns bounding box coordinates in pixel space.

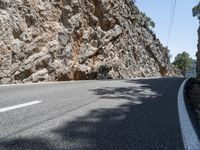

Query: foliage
[173,52,193,77]
[141,12,155,28]
[165,46,172,60]
[193,2,200,21]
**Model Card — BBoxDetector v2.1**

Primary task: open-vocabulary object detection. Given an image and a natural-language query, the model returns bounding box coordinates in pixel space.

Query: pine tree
[173,52,193,77]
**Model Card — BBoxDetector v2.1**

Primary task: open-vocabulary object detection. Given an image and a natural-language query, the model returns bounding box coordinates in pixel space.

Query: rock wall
[197,27,200,78]
[0,0,177,84]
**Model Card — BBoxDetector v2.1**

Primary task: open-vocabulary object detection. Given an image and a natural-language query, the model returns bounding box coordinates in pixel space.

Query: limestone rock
[31,68,49,82]
[197,27,200,78]
[0,0,178,84]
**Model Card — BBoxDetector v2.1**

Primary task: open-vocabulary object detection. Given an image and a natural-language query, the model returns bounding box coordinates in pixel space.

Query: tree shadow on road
[0,78,184,150]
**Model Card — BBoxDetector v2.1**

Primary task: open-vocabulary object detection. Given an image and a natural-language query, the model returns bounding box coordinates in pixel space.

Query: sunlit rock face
[0,0,177,83]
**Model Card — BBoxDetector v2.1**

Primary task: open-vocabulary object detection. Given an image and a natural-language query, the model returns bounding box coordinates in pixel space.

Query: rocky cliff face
[197,27,200,78]
[0,0,177,84]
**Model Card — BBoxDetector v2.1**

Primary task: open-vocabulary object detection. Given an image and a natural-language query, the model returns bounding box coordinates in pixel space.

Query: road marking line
[0,101,42,113]
[178,78,200,150]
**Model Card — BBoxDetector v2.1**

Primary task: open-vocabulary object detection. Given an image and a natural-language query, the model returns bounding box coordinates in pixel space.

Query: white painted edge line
[0,101,42,113]
[178,78,200,150]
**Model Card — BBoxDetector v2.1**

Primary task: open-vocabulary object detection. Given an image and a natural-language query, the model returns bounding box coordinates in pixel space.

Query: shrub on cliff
[141,12,155,28]
[193,2,200,21]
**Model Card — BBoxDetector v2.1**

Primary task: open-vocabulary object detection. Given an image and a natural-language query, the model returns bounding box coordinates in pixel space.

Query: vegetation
[193,2,200,21]
[141,12,155,28]
[173,52,193,77]
[165,46,172,60]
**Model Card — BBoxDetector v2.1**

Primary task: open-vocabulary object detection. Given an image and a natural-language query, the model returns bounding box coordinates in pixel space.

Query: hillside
[0,0,178,84]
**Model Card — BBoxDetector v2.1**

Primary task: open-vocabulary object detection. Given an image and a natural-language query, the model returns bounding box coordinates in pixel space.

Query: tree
[193,2,200,21]
[173,52,193,77]
[141,12,155,28]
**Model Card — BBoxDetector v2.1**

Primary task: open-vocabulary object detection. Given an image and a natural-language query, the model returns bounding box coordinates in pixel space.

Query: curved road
[0,78,185,150]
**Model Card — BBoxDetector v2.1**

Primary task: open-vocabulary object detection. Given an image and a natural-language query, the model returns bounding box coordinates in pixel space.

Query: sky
[136,0,199,61]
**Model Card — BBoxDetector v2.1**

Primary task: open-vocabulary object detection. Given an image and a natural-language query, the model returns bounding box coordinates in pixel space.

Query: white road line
[0,101,42,113]
[178,78,200,150]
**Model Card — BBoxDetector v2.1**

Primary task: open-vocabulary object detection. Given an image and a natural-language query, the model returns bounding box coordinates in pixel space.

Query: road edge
[178,78,200,150]
[0,77,174,87]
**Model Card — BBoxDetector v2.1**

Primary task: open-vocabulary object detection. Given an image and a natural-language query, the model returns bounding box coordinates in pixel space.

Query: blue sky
[136,0,199,61]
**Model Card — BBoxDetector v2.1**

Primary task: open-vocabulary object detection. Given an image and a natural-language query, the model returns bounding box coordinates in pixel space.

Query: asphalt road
[0,78,185,150]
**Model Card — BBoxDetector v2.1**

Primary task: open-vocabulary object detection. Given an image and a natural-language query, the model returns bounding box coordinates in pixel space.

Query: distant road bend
[0,78,185,150]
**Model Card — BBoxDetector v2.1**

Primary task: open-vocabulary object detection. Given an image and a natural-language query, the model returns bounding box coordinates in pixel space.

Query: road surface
[0,78,185,150]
